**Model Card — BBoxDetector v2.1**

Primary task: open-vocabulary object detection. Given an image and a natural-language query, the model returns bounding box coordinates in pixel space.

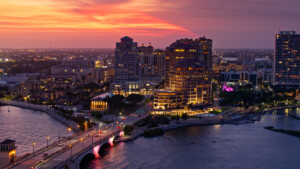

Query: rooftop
[0,139,15,145]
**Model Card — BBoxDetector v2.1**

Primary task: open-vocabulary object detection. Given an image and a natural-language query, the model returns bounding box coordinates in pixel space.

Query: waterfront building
[153,37,213,115]
[165,37,212,87]
[111,36,140,95]
[153,59,211,114]
[0,139,16,168]
[274,31,300,87]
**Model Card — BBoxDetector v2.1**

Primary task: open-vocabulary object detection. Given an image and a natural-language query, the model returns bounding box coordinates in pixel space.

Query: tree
[124,125,134,135]
[164,104,168,116]
[126,94,144,105]
[181,113,188,120]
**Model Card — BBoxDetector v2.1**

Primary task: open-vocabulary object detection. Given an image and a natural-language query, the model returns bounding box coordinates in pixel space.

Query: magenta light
[223,83,233,92]
[93,145,100,158]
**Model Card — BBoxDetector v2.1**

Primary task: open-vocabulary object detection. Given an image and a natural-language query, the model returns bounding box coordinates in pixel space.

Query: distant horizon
[0,47,274,50]
[1,0,299,48]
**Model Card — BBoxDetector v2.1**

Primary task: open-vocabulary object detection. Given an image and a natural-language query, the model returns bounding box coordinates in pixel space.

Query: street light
[80,138,84,148]
[32,142,36,155]
[46,137,50,148]
[77,125,80,136]
[69,144,72,157]
[68,128,72,144]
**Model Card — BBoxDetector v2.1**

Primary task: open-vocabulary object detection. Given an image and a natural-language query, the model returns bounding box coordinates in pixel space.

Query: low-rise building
[90,92,112,111]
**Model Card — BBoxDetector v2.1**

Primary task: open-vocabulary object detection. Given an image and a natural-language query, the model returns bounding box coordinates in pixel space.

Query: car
[94,134,100,137]
[58,143,63,146]
[42,153,48,157]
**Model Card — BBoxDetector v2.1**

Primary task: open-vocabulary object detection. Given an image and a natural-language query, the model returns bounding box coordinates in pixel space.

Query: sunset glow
[0,0,299,48]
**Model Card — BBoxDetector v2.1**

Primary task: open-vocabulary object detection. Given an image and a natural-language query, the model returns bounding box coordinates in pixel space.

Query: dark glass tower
[274,31,300,87]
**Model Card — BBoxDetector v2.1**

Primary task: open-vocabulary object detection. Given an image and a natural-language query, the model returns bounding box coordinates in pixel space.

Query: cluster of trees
[103,94,144,114]
[220,84,297,109]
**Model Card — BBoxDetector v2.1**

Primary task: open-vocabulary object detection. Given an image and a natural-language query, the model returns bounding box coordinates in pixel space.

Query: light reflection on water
[0,106,73,156]
[87,109,300,169]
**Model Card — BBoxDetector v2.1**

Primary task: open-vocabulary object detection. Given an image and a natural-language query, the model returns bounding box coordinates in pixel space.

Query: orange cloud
[0,0,194,36]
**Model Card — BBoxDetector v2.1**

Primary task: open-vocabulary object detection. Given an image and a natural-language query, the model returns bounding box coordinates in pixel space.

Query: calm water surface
[0,106,73,156]
[87,108,300,169]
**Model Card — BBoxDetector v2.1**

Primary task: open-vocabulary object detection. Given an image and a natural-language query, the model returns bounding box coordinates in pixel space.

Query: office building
[112,36,140,95]
[274,31,300,87]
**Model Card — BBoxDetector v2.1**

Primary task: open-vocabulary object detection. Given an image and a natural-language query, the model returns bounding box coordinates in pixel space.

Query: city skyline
[1,0,299,49]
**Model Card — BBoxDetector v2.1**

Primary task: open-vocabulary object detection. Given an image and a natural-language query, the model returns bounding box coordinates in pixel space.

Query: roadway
[36,114,144,169]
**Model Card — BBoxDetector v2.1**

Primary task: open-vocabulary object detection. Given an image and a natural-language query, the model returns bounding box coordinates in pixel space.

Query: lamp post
[32,142,36,155]
[69,144,72,157]
[77,125,80,136]
[68,128,72,144]
[80,138,84,148]
[46,137,50,148]
[91,134,94,145]
[116,121,119,131]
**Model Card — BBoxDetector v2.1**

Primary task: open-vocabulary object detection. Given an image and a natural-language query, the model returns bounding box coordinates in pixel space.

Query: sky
[1,0,300,48]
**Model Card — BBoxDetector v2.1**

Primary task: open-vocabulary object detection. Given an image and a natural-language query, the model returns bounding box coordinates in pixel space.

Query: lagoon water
[87,108,300,169]
[0,106,73,156]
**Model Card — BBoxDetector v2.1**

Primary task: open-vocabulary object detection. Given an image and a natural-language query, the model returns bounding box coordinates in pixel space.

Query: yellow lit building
[153,59,211,115]
[90,92,112,111]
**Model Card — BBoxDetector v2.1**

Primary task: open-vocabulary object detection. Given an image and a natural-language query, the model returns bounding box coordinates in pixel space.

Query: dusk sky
[1,0,300,48]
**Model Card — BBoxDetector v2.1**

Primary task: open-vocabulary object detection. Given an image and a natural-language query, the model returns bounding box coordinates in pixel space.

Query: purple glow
[223,83,234,92]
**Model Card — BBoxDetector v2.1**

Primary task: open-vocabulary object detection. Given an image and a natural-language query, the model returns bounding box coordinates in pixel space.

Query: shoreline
[1,100,79,131]
[116,105,300,143]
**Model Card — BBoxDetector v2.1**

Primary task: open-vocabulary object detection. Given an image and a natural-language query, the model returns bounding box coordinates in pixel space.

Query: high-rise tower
[112,36,140,95]
[274,31,300,87]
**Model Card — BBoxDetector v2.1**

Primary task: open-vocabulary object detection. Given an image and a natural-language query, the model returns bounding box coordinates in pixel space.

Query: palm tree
[164,104,168,116]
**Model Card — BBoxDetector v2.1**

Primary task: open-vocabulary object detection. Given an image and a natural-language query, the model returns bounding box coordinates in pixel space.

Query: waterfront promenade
[2,100,79,131]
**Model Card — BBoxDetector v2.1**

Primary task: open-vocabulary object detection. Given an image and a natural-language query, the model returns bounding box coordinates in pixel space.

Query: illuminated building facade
[165,37,212,87]
[274,31,300,87]
[90,92,112,111]
[112,36,140,95]
[153,60,211,112]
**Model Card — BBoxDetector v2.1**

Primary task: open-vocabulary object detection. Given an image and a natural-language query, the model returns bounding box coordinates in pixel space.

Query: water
[87,108,300,169]
[0,106,73,156]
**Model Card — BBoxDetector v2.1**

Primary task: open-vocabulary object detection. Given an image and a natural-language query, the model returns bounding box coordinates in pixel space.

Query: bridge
[4,108,147,169]
[35,129,120,169]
